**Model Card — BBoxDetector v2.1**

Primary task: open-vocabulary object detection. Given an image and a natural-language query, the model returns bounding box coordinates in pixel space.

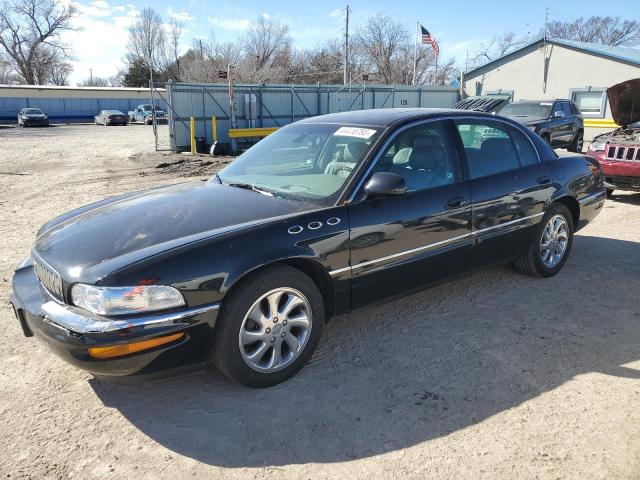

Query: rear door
[347,119,472,309]
[452,117,549,268]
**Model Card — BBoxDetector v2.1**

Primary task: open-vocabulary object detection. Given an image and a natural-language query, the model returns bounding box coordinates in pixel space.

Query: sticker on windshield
[334,127,377,139]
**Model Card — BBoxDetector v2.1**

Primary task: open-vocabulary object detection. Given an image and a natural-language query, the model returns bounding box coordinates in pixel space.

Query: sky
[62,0,640,85]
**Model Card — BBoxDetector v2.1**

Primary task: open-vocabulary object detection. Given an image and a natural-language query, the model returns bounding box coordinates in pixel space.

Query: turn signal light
[88,332,185,359]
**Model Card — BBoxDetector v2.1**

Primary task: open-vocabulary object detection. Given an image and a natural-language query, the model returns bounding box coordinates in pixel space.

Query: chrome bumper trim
[41,301,220,334]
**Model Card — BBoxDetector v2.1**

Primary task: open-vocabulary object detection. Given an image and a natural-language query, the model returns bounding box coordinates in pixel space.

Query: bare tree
[547,16,640,47]
[354,13,408,84]
[166,19,182,80]
[126,7,168,83]
[241,15,291,82]
[472,32,526,66]
[0,0,76,84]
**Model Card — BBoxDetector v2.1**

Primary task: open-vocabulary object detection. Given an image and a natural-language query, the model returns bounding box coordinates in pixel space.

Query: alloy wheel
[540,214,569,268]
[238,288,312,373]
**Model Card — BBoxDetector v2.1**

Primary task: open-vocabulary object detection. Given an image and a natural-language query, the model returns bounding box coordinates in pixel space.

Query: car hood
[34,181,313,281]
[608,78,640,127]
[23,114,46,118]
[503,115,547,125]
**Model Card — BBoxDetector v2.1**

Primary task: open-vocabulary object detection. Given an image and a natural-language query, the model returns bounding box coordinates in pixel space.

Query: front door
[347,119,472,309]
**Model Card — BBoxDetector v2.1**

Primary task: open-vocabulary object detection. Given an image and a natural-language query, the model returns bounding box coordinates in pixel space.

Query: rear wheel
[606,188,614,198]
[209,265,324,388]
[514,203,574,277]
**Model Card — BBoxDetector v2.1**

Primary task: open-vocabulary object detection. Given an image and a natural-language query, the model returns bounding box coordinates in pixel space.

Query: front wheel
[209,265,325,388]
[514,203,574,277]
[569,131,584,153]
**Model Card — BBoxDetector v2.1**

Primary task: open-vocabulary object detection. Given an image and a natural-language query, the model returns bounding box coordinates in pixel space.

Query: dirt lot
[1,124,639,479]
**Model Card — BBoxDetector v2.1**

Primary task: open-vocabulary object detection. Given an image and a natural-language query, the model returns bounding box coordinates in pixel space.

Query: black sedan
[10,109,606,387]
[94,110,128,126]
[17,108,49,127]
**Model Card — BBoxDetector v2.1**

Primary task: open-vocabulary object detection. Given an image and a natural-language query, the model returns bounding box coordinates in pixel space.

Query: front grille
[32,251,64,301]
[606,145,640,162]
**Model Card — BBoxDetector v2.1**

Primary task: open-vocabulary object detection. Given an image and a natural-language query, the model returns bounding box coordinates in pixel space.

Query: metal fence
[160,81,460,152]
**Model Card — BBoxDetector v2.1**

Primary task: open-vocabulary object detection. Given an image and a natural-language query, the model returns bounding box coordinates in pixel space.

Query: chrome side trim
[578,190,606,204]
[41,301,220,334]
[472,212,544,235]
[328,212,544,276]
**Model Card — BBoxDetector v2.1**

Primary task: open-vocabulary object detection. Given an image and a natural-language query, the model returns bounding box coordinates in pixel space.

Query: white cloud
[168,7,195,22]
[328,8,343,19]
[208,17,250,31]
[64,0,141,84]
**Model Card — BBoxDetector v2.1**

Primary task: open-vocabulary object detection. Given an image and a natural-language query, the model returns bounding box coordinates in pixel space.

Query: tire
[606,188,614,198]
[209,265,325,388]
[514,203,574,277]
[569,130,584,153]
[541,133,551,147]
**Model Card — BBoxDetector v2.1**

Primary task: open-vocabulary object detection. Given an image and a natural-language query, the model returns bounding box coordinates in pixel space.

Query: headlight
[43,115,48,119]
[589,141,606,152]
[528,125,537,132]
[71,284,185,316]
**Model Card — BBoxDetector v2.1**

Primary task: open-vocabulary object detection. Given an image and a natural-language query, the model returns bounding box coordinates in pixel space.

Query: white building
[463,37,640,140]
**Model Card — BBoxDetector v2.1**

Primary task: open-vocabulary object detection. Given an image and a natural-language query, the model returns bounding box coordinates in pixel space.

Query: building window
[569,88,607,118]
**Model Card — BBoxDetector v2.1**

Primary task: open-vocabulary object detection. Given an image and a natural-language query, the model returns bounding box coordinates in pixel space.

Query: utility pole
[543,7,549,46]
[344,5,350,85]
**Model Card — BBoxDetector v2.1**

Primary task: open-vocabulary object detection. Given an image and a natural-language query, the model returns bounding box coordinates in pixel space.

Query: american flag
[420,25,440,56]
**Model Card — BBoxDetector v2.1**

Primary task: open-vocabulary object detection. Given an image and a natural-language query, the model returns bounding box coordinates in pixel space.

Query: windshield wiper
[227,182,275,197]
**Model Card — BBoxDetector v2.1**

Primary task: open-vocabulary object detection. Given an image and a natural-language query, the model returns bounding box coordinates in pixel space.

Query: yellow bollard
[190,116,196,155]
[211,116,218,143]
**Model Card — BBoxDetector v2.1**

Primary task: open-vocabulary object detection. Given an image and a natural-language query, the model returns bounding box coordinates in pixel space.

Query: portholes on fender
[308,221,323,230]
[288,225,303,235]
[327,217,341,226]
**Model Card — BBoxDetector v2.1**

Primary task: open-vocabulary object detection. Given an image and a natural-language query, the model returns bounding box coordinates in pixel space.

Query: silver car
[94,110,128,126]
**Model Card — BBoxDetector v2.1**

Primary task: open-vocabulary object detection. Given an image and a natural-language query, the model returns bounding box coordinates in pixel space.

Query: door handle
[446,196,469,209]
[537,175,551,184]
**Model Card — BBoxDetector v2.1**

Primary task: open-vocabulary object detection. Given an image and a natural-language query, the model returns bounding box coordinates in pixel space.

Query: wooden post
[190,116,196,155]
[211,116,218,143]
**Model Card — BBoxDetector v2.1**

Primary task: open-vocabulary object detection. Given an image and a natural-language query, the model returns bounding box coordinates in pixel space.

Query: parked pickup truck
[128,104,167,125]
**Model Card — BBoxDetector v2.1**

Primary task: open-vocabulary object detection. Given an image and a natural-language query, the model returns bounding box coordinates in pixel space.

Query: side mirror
[364,172,407,198]
[553,110,565,118]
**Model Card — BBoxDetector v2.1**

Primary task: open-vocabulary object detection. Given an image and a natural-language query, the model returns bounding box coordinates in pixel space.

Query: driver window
[370,121,458,192]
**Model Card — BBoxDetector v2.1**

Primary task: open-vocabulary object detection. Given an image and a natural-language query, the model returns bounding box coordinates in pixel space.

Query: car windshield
[497,102,553,117]
[23,108,42,114]
[104,110,123,115]
[217,123,382,205]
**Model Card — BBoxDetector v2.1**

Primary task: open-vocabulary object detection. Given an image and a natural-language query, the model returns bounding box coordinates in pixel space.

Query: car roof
[515,99,571,103]
[297,108,498,128]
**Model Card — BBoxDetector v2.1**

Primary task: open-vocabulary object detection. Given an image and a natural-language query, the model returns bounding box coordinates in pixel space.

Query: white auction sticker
[334,127,377,139]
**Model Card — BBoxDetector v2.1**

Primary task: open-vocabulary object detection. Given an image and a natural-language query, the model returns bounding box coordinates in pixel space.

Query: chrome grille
[32,251,64,301]
[606,145,640,162]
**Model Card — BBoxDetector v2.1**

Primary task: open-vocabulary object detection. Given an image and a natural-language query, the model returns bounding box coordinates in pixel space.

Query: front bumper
[9,265,219,378]
[22,118,49,127]
[590,151,640,191]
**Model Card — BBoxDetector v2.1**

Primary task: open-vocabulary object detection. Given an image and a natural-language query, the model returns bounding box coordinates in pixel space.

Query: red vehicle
[587,79,640,197]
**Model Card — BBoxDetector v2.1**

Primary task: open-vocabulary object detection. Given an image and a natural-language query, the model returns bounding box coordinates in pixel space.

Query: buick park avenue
[10,109,606,387]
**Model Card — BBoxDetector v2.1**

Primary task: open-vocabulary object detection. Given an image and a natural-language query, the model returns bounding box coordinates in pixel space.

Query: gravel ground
[1,124,639,480]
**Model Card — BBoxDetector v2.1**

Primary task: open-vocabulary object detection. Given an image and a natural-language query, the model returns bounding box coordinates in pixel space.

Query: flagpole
[413,22,418,85]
